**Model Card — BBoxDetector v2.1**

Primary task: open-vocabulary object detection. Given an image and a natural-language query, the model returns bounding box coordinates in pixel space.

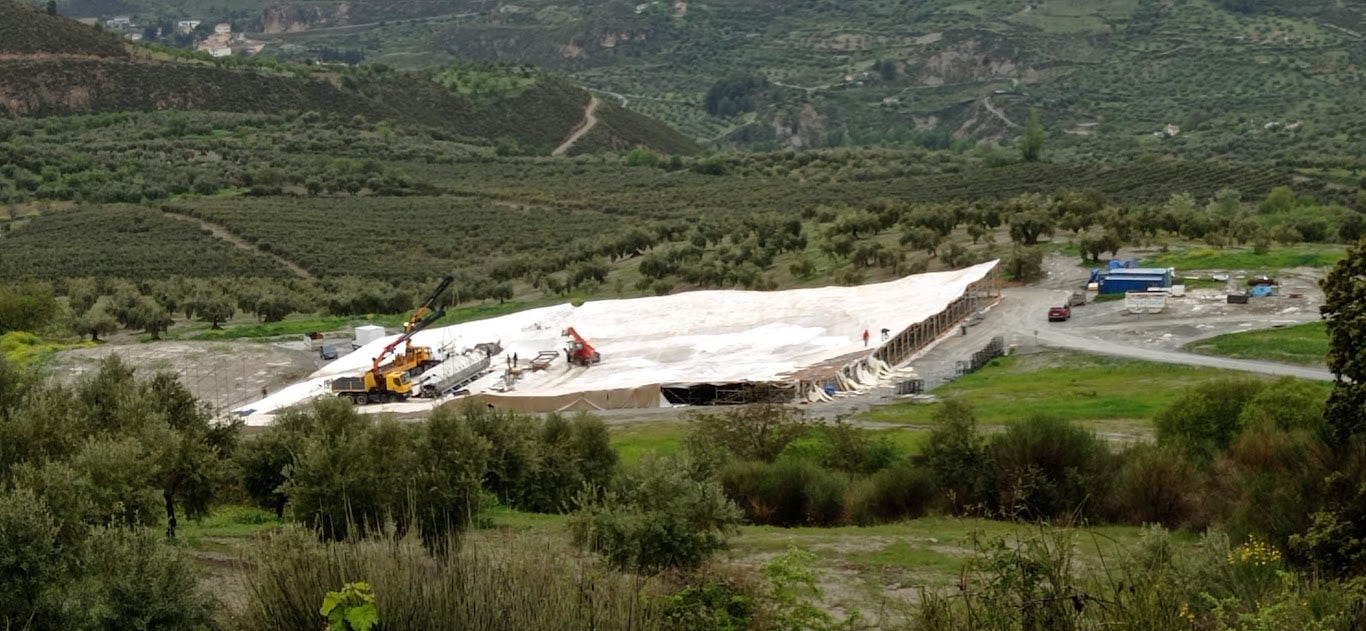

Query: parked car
[1047,306,1071,322]
[319,344,338,360]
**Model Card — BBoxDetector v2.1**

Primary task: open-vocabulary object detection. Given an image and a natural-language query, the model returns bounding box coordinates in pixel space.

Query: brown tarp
[470,384,663,413]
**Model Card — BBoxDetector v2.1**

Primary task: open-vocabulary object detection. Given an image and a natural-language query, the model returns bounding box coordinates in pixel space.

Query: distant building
[1164,124,1180,136]
[209,47,231,57]
[177,20,201,32]
[125,32,143,41]
[105,16,132,28]
[214,23,232,34]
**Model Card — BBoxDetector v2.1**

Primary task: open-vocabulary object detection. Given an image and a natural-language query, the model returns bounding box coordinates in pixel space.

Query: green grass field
[1146,246,1345,271]
[608,421,687,466]
[1185,321,1329,366]
[860,350,1332,426]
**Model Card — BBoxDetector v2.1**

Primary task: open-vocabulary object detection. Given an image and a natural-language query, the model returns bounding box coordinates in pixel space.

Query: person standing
[862,329,870,347]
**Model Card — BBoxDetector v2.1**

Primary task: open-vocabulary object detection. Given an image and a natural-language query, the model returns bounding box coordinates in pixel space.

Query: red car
[1048,306,1071,322]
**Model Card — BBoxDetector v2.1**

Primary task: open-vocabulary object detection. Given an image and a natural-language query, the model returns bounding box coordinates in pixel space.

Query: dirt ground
[49,341,321,413]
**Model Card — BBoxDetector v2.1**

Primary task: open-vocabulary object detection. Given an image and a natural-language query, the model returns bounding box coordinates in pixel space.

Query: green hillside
[1,0,127,56]
[156,0,1365,165]
[0,1,695,155]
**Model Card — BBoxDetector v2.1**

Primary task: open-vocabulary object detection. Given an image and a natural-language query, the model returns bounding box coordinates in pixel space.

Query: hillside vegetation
[199,0,1366,165]
[0,0,127,57]
[0,2,694,155]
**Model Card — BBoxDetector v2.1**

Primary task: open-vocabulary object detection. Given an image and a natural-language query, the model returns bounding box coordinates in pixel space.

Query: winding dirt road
[552,96,600,156]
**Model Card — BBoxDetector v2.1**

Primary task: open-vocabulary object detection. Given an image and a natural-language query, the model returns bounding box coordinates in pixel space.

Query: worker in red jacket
[862,329,870,347]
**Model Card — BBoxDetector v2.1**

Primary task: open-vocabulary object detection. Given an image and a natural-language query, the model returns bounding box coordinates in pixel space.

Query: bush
[656,568,758,631]
[458,405,617,514]
[413,406,490,554]
[775,420,897,475]
[686,404,811,463]
[1215,425,1327,551]
[1155,378,1267,461]
[0,486,213,630]
[985,416,1115,521]
[571,453,741,572]
[1108,444,1205,528]
[284,402,387,541]
[921,399,987,514]
[83,527,215,630]
[720,459,847,527]
[850,463,936,525]
[1236,377,1327,435]
[1291,436,1366,577]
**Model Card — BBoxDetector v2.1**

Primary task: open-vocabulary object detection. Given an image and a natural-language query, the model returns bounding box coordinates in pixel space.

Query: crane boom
[406,275,455,334]
[369,276,455,374]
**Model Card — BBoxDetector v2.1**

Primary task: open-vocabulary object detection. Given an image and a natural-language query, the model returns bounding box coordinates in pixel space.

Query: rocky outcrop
[770,104,828,150]
[258,3,351,34]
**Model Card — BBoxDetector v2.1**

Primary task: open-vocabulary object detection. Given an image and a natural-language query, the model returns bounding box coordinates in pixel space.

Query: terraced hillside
[0,0,694,155]
[139,0,1364,164]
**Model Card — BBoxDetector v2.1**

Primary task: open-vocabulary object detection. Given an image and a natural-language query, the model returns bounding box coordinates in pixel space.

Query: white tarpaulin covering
[235,260,997,425]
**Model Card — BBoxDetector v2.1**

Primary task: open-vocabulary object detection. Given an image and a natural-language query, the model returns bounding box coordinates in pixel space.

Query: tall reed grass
[227,526,660,630]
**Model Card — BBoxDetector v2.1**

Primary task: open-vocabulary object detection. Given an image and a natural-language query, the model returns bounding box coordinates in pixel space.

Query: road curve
[1031,327,1334,381]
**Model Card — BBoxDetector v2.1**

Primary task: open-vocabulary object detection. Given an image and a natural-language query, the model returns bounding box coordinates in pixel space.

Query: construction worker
[513,352,518,366]
[881,328,890,341]
[862,329,870,347]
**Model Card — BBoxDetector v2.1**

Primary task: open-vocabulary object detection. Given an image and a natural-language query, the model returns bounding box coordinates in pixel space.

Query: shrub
[1108,444,1205,528]
[83,527,215,630]
[413,407,490,554]
[1215,426,1327,551]
[1236,376,1327,435]
[1291,436,1366,577]
[284,403,387,541]
[1155,378,1267,461]
[850,463,936,525]
[656,569,758,631]
[686,404,811,463]
[571,453,741,572]
[0,487,66,627]
[921,399,987,513]
[776,420,896,475]
[623,148,660,168]
[720,459,847,527]
[985,416,1115,521]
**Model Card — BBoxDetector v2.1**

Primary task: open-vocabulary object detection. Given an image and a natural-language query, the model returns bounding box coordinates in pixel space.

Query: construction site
[233,261,1003,426]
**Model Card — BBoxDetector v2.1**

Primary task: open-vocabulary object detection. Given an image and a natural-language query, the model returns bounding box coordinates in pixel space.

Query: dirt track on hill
[552,96,600,156]
[162,210,313,278]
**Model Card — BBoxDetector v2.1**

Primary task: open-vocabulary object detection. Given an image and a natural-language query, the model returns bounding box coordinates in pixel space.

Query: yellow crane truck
[330,275,454,405]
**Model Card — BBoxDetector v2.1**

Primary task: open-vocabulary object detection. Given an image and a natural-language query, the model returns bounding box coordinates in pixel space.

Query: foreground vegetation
[4,347,1365,629]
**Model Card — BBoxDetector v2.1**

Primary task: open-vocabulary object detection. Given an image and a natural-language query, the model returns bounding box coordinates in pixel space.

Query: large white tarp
[236,260,997,425]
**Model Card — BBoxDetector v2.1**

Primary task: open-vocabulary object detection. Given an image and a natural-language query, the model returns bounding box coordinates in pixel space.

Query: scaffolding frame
[797,262,1003,399]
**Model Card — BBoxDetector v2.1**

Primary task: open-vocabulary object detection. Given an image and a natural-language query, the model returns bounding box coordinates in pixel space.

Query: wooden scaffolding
[796,262,1003,400]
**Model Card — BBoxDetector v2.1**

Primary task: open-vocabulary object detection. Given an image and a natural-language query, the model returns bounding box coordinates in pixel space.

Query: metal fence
[954,336,1005,378]
[893,379,926,396]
